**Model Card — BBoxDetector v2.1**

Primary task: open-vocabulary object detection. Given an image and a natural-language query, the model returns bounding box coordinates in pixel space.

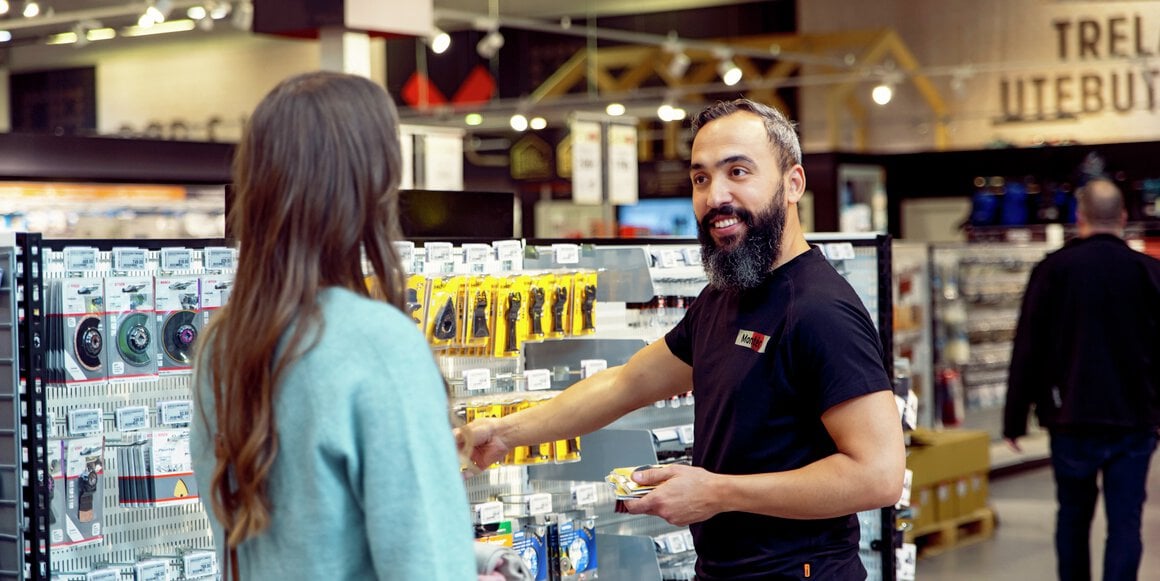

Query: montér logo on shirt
[734,329,769,353]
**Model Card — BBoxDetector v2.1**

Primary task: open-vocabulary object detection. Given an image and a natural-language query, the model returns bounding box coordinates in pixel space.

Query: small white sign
[85,568,121,581]
[897,469,913,509]
[113,248,147,271]
[394,241,416,271]
[134,559,170,581]
[182,551,218,579]
[677,424,695,445]
[607,123,639,205]
[525,369,552,391]
[652,427,679,443]
[571,120,603,205]
[64,247,98,272]
[526,492,553,516]
[572,483,597,507]
[160,248,194,271]
[552,244,581,265]
[203,247,236,270]
[159,400,193,426]
[658,249,682,268]
[492,240,523,267]
[474,501,505,525]
[823,243,857,261]
[68,408,104,436]
[424,242,453,262]
[463,369,492,391]
[682,247,701,266]
[580,359,607,378]
[115,406,150,432]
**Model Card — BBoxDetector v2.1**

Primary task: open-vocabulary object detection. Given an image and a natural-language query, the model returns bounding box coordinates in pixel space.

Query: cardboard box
[935,481,958,522]
[910,485,936,531]
[906,428,990,488]
[958,472,989,515]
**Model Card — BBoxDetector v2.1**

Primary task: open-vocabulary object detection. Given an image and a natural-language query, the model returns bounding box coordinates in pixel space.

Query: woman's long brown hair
[198,71,406,549]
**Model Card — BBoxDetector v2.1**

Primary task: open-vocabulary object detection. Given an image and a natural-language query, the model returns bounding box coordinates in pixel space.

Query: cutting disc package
[52,278,109,386]
[200,274,234,328]
[155,276,202,374]
[105,275,159,382]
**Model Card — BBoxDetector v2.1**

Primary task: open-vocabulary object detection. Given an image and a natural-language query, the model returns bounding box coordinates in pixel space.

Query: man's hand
[621,464,722,526]
[1005,437,1022,453]
[458,418,511,472]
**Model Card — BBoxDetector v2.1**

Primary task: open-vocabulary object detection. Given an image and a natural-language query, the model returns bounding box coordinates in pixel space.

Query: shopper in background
[191,71,475,580]
[464,99,905,580]
[1004,178,1160,581]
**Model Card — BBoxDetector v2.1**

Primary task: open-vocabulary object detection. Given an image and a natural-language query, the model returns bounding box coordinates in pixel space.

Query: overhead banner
[607,124,639,205]
[571,120,603,205]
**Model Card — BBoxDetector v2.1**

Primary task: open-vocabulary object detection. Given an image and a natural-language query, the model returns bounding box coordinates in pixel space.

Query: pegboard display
[16,240,232,580]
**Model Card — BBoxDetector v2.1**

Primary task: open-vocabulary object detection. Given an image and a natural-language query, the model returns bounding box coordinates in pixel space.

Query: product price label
[463,369,491,391]
[658,249,682,268]
[682,247,701,266]
[492,240,523,269]
[425,242,453,262]
[463,244,491,272]
[651,427,679,443]
[677,424,695,445]
[394,242,416,272]
[822,243,856,261]
[115,406,150,432]
[552,244,581,265]
[579,359,607,378]
[85,568,121,581]
[183,552,217,579]
[134,559,169,581]
[64,247,98,272]
[526,492,553,516]
[571,483,597,507]
[203,247,236,270]
[160,248,194,271]
[68,408,104,436]
[474,501,505,525]
[524,369,552,391]
[113,248,147,271]
[159,400,193,426]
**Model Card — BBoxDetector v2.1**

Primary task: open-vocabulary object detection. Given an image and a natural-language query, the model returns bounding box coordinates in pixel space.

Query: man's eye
[731,167,749,177]
[692,175,707,185]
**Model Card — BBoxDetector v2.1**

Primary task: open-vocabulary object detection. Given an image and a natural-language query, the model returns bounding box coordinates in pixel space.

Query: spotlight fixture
[476,28,504,59]
[464,113,483,126]
[662,32,690,79]
[428,27,451,55]
[231,0,252,31]
[22,1,39,18]
[0,1,9,16]
[187,5,207,20]
[605,103,626,116]
[657,102,687,122]
[529,117,547,131]
[0,31,10,43]
[207,0,231,20]
[871,83,893,105]
[717,57,742,86]
[509,114,528,132]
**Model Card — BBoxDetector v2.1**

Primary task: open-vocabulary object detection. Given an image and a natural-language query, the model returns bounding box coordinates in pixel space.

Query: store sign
[570,120,603,205]
[998,14,1160,122]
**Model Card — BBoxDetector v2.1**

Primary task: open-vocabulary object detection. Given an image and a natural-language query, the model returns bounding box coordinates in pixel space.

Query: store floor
[917,451,1160,579]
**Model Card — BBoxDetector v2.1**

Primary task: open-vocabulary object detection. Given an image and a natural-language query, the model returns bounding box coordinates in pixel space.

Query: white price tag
[682,247,701,266]
[113,248,147,271]
[182,552,217,579]
[68,408,104,436]
[463,369,492,391]
[677,424,695,445]
[905,389,919,430]
[897,469,913,509]
[134,559,170,581]
[115,406,150,432]
[525,369,552,391]
[160,248,194,271]
[424,242,453,262]
[652,427,679,443]
[394,241,415,270]
[526,492,553,516]
[681,530,695,550]
[474,501,505,525]
[85,568,121,581]
[64,247,99,272]
[463,243,491,265]
[203,247,236,270]
[159,400,193,426]
[492,240,523,265]
[580,359,607,378]
[572,483,598,507]
[658,249,681,268]
[552,244,581,265]
[665,531,688,553]
[823,243,856,261]
[897,543,917,580]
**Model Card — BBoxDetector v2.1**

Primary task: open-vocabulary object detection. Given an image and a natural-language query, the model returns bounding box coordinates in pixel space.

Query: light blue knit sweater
[191,287,476,580]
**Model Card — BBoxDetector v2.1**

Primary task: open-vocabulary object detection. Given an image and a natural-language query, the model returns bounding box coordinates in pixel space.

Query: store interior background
[2,0,1160,573]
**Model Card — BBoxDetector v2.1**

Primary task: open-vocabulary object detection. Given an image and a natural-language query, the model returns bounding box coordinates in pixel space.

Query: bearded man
[465,99,905,581]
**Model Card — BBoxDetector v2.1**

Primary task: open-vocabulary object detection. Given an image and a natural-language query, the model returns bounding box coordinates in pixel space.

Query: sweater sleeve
[353,329,476,580]
[1004,262,1050,439]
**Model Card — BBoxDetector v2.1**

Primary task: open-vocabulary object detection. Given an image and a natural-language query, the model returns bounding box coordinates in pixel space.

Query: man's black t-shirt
[665,247,892,580]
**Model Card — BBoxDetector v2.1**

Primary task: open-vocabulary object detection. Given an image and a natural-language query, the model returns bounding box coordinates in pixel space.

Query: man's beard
[697,185,787,292]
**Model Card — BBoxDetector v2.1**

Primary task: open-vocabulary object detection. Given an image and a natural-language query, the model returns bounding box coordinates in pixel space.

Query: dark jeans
[1050,430,1159,581]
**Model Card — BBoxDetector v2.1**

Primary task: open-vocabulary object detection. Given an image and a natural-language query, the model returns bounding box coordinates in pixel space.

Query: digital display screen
[616,198,697,237]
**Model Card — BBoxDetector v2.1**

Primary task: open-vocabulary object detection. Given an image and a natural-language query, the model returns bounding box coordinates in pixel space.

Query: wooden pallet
[905,507,996,558]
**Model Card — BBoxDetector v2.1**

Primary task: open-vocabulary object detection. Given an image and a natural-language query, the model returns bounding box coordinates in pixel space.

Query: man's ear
[784,165,806,204]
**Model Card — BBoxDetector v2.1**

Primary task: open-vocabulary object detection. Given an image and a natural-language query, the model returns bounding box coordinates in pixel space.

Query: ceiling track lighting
[476,28,504,59]
[0,1,9,17]
[22,0,39,19]
[428,27,451,55]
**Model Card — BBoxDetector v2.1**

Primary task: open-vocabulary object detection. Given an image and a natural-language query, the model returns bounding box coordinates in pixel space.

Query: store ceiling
[0,0,765,46]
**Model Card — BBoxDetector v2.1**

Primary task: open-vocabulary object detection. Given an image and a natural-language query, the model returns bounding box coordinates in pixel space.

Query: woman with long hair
[191,71,475,580]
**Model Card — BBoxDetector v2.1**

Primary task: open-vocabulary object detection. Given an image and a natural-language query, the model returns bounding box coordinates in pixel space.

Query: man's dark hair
[691,99,802,172]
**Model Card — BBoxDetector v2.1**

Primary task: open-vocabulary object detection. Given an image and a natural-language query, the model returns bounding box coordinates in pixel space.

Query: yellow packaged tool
[461,275,493,351]
[426,276,462,348]
[570,270,599,336]
[546,274,571,339]
[510,399,553,465]
[526,275,549,341]
[405,274,429,331]
[492,276,525,358]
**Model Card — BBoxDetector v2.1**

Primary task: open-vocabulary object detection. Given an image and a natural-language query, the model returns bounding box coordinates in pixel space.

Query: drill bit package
[61,435,105,549]
[104,276,159,382]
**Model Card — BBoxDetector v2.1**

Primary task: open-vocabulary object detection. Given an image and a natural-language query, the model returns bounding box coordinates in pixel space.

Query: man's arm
[1003,262,1050,444]
[626,390,904,524]
[467,339,693,470]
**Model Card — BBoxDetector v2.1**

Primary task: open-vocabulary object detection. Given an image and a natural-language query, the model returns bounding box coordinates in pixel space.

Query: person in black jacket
[1004,177,1160,581]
